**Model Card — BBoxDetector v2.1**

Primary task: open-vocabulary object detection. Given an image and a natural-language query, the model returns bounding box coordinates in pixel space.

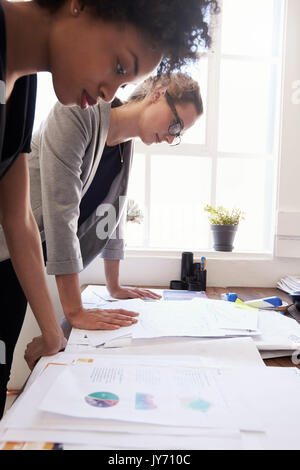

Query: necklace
[119,143,124,163]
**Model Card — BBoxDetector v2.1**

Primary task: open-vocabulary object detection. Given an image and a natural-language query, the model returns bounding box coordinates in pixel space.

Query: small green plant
[204,205,245,225]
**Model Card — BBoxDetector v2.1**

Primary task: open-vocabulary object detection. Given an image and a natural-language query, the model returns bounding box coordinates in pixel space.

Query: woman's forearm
[3,210,62,339]
[55,261,121,314]
[0,155,62,342]
[104,258,121,293]
[55,272,83,320]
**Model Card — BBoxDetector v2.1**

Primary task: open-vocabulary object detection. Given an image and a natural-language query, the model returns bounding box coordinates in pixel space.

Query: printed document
[83,298,259,346]
[39,360,237,429]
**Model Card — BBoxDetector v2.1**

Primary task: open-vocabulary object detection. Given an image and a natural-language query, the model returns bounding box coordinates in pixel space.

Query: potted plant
[204,205,244,252]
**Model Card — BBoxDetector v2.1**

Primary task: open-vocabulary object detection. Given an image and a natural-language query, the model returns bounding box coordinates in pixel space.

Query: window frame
[126,0,286,256]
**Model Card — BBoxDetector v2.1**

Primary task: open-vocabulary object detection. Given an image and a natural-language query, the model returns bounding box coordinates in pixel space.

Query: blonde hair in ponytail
[128,73,203,116]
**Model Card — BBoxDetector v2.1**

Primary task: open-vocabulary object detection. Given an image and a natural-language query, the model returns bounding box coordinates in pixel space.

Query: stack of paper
[277,275,300,293]
[71,287,300,359]
[255,309,300,349]
[24,337,265,392]
[75,297,260,349]
[1,354,300,449]
[81,285,207,307]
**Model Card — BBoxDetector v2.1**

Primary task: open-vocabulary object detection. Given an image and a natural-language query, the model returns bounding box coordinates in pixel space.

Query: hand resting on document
[108,285,161,301]
[66,305,140,330]
[24,331,67,370]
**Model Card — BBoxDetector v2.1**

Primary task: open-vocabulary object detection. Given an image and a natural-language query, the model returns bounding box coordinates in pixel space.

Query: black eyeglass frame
[165,91,184,145]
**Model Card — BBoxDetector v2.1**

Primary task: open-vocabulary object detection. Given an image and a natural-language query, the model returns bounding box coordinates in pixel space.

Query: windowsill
[125,247,274,261]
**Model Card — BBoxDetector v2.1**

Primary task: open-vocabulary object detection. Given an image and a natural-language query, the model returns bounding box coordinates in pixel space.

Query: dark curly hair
[34,0,220,74]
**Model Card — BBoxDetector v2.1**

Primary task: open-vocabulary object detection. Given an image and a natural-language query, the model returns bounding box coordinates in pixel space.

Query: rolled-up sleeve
[40,103,90,275]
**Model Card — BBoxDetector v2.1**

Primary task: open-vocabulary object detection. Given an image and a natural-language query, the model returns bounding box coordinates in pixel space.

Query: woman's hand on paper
[108,286,161,300]
[24,331,67,371]
[66,306,140,331]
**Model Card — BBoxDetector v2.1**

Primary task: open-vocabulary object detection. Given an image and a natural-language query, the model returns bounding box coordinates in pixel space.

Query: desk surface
[205,287,299,369]
[3,285,298,450]
[83,285,299,369]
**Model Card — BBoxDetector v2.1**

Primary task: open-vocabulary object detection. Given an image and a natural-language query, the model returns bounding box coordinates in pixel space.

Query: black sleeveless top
[0,3,37,180]
[78,143,123,226]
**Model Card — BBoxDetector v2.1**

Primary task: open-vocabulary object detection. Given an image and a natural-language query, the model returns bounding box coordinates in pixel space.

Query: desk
[82,284,300,369]
[2,285,300,450]
[205,286,299,368]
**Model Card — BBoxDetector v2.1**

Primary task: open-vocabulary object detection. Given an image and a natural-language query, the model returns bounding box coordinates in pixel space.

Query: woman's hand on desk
[108,286,161,300]
[66,306,139,330]
[24,331,67,370]
[104,260,161,300]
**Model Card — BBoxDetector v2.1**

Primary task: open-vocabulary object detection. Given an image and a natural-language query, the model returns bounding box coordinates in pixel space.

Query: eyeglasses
[165,91,183,146]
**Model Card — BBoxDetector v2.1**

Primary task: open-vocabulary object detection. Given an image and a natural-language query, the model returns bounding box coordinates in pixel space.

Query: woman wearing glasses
[0,73,203,337]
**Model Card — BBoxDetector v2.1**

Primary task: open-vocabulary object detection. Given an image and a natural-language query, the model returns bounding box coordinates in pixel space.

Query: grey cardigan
[0,101,133,274]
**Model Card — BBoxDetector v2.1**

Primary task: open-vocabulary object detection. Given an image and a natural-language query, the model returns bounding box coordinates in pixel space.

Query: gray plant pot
[211,224,238,252]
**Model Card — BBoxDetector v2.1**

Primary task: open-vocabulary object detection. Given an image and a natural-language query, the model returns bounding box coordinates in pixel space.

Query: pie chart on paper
[84,391,119,408]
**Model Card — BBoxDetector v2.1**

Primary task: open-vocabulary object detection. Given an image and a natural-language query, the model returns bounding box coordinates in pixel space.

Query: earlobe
[70,0,85,16]
[70,0,79,16]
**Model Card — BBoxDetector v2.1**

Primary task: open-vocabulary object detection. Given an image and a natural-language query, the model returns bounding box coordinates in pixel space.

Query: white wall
[7,0,300,390]
[275,0,300,257]
[8,276,64,389]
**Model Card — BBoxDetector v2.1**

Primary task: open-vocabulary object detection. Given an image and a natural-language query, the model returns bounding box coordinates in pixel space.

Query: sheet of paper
[80,286,300,353]
[81,285,117,307]
[65,336,264,368]
[254,309,300,350]
[16,337,264,404]
[39,361,238,429]
[1,427,242,450]
[2,361,240,440]
[84,298,259,346]
[87,328,132,347]
[6,360,300,448]
[81,284,205,304]
[81,285,164,308]
[99,337,264,368]
[277,275,300,293]
[163,290,207,301]
[68,328,92,346]
[194,298,259,331]
[131,298,259,338]
[219,367,300,449]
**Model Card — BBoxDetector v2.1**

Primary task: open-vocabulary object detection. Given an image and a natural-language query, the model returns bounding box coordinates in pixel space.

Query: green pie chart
[84,391,119,408]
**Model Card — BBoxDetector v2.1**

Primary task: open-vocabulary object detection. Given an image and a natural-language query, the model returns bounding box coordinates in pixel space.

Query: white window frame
[127,0,287,258]
[80,0,300,288]
[275,0,300,258]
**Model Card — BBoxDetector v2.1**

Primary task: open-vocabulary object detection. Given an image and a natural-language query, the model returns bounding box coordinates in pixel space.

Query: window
[33,0,286,255]
[125,0,286,254]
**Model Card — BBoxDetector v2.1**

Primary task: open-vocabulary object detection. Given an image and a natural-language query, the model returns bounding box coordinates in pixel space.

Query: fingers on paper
[128,288,161,299]
[104,308,139,317]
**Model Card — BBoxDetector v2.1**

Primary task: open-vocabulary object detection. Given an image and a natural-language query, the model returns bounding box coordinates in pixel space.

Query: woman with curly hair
[0,0,218,418]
